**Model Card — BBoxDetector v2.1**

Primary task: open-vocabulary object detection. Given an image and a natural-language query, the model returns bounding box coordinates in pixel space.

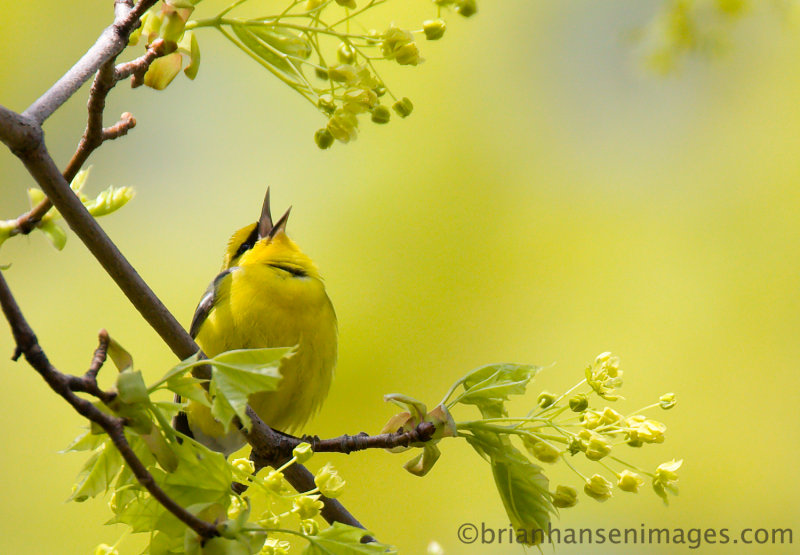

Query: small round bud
[455,0,478,17]
[231,457,255,476]
[371,105,391,124]
[293,442,314,463]
[393,42,421,66]
[584,474,613,502]
[423,19,447,40]
[567,436,583,455]
[538,391,556,409]
[569,394,589,412]
[305,0,324,10]
[327,109,359,143]
[659,393,677,410]
[552,485,578,508]
[337,42,356,64]
[336,0,357,8]
[584,436,611,461]
[532,440,560,463]
[315,128,334,149]
[315,66,329,80]
[263,469,285,493]
[317,94,336,114]
[343,87,378,113]
[392,97,414,118]
[366,29,381,44]
[617,469,644,493]
[293,494,324,519]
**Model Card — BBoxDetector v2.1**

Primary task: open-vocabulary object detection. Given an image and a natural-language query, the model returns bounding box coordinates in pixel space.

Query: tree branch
[0,272,219,541]
[22,0,158,124]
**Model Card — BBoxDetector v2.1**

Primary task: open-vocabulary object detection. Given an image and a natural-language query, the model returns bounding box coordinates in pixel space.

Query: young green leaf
[39,220,67,250]
[303,522,396,554]
[69,440,123,502]
[107,336,134,372]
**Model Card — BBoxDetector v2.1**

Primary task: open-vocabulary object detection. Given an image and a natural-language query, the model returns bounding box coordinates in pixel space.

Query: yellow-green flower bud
[315,66,329,80]
[659,393,677,410]
[343,87,378,113]
[393,42,421,66]
[584,474,613,502]
[653,459,683,504]
[315,128,334,149]
[328,64,358,84]
[584,435,611,461]
[582,409,602,429]
[423,19,447,40]
[314,462,346,498]
[617,469,644,493]
[293,494,324,519]
[371,105,391,124]
[455,0,478,17]
[538,391,556,409]
[327,109,359,143]
[263,469,285,493]
[94,544,119,555]
[337,42,356,64]
[532,440,561,463]
[143,52,183,90]
[600,407,623,425]
[305,0,324,10]
[336,0,357,8]
[569,394,589,412]
[392,97,414,118]
[261,539,291,555]
[552,485,578,508]
[300,518,319,536]
[231,457,254,476]
[293,442,314,463]
[567,436,583,455]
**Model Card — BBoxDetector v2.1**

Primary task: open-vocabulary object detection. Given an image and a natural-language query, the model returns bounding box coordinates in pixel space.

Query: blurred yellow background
[1,1,799,553]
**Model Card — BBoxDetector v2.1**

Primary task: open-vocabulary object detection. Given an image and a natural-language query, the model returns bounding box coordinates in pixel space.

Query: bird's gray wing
[189,268,235,339]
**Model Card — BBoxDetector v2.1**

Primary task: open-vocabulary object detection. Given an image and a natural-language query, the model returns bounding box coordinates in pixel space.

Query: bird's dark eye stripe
[234,225,259,259]
[269,263,307,277]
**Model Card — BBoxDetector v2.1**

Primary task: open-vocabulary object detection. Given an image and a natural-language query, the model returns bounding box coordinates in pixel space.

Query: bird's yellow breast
[191,263,337,436]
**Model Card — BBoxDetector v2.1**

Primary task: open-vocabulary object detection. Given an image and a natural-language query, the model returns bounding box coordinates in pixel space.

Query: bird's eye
[234,225,259,259]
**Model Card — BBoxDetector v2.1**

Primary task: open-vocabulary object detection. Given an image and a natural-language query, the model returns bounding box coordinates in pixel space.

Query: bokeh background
[1,1,799,553]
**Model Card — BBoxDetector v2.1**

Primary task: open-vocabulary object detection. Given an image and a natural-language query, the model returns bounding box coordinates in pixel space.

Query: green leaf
[69,440,123,502]
[149,352,203,392]
[303,523,395,555]
[60,429,105,453]
[117,370,149,404]
[403,443,441,477]
[39,220,67,250]
[456,363,541,417]
[69,167,91,193]
[207,347,287,431]
[165,375,210,405]
[476,433,554,546]
[162,439,232,505]
[107,336,134,372]
[144,52,183,90]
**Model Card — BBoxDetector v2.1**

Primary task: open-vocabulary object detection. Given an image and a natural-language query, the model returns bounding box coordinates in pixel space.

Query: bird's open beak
[257,187,291,240]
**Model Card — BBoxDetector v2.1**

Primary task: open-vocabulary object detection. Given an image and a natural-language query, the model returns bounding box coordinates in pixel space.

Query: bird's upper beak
[257,187,291,240]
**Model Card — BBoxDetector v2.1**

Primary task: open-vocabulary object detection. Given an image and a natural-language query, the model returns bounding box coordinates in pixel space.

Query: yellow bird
[184,189,337,454]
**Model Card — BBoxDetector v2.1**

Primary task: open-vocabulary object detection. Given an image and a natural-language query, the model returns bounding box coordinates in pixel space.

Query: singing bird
[183,189,337,454]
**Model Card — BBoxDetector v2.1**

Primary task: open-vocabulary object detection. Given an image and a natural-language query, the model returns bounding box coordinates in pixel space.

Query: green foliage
[303,523,393,554]
[0,167,134,252]
[129,0,478,147]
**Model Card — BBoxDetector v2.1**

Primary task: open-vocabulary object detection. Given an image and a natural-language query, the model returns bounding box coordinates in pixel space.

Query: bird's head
[221,189,320,279]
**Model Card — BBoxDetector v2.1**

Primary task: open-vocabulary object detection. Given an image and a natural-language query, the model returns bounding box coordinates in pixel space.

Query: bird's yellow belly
[189,265,337,440]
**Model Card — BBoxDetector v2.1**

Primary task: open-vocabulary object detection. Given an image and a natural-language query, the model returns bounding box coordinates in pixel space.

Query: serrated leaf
[69,441,123,501]
[39,220,67,250]
[207,347,287,431]
[162,439,232,505]
[482,435,554,546]
[303,523,395,555]
[457,364,541,418]
[149,352,203,392]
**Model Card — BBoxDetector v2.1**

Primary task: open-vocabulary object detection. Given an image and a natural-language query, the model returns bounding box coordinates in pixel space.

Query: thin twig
[0,272,219,541]
[23,0,158,124]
